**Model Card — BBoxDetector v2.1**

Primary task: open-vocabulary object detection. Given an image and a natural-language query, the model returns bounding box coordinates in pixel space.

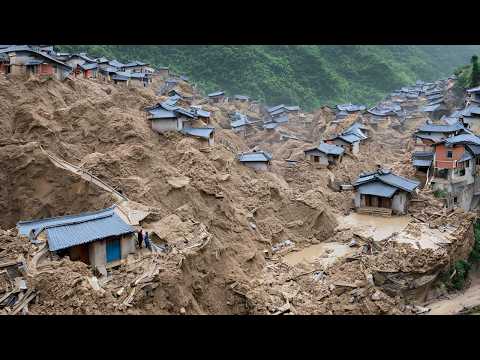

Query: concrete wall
[352,141,360,155]
[120,235,136,258]
[306,152,329,166]
[244,161,268,171]
[152,118,181,132]
[392,191,408,215]
[435,144,465,169]
[89,239,106,268]
[354,191,361,208]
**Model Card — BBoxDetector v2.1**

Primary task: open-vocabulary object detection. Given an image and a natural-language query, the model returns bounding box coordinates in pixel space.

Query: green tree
[470,55,480,88]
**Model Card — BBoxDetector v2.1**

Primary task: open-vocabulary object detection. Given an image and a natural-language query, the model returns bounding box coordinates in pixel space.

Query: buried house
[325,130,366,155]
[147,102,197,132]
[181,127,215,146]
[238,150,272,171]
[16,206,136,269]
[304,142,344,167]
[353,169,420,216]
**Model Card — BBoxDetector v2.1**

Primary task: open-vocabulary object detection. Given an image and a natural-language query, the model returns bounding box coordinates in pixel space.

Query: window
[465,160,470,168]
[477,157,480,166]
[436,168,449,179]
[447,151,453,158]
[453,196,458,204]
[313,156,319,163]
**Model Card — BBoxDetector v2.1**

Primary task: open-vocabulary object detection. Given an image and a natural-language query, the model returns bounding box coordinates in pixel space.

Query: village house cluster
[0,45,170,86]
[411,83,480,211]
[9,42,473,275]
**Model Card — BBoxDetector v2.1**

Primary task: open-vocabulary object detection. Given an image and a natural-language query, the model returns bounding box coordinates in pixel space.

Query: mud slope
[0,76,339,314]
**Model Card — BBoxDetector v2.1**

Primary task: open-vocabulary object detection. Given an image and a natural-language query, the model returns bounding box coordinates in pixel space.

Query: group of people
[137,229,152,251]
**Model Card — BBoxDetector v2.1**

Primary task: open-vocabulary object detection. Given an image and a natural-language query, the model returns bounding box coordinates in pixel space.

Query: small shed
[353,169,420,215]
[234,95,250,102]
[181,127,215,146]
[327,133,363,155]
[238,150,272,171]
[16,206,136,268]
[304,142,344,167]
[422,102,449,121]
[208,91,225,103]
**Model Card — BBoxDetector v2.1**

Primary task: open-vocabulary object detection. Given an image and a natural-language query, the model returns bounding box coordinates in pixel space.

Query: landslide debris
[0,74,476,315]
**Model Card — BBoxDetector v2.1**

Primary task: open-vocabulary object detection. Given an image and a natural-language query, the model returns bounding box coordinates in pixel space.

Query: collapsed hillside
[0,74,477,315]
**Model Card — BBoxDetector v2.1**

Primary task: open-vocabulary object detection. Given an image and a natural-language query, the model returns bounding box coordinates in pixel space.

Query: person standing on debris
[144,231,152,251]
[137,229,143,249]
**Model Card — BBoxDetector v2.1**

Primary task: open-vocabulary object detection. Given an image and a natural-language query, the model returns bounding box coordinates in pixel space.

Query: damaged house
[466,86,480,105]
[422,99,449,121]
[366,106,399,124]
[181,127,215,146]
[147,102,197,132]
[230,112,261,137]
[459,104,480,132]
[304,142,344,167]
[335,103,366,121]
[238,150,272,171]
[353,169,420,216]
[325,123,368,155]
[16,206,136,269]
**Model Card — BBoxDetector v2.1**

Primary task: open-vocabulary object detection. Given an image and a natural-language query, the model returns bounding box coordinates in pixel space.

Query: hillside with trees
[57,45,480,110]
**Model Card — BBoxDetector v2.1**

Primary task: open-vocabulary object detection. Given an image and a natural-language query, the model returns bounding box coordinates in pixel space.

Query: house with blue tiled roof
[238,150,272,171]
[304,142,344,167]
[0,45,72,80]
[16,206,136,268]
[353,168,420,216]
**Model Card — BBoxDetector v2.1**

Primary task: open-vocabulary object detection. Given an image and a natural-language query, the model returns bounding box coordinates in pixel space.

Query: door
[106,238,121,263]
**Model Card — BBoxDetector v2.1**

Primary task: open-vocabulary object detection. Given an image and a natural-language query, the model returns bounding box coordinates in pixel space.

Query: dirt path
[426,271,480,315]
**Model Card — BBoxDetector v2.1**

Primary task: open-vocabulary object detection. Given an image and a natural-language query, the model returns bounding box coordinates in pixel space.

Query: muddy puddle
[338,213,411,241]
[282,242,354,268]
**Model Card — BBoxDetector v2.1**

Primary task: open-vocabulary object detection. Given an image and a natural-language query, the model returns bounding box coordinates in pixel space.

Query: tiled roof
[17,207,134,251]
[238,151,272,163]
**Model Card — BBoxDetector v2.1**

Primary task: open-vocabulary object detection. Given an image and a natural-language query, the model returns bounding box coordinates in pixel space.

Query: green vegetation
[450,260,471,290]
[433,189,448,198]
[469,221,480,265]
[471,55,480,88]
[441,221,480,291]
[56,45,480,111]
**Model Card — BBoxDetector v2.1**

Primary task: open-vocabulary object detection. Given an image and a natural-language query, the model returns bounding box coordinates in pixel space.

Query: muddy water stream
[338,213,411,241]
[282,242,354,268]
